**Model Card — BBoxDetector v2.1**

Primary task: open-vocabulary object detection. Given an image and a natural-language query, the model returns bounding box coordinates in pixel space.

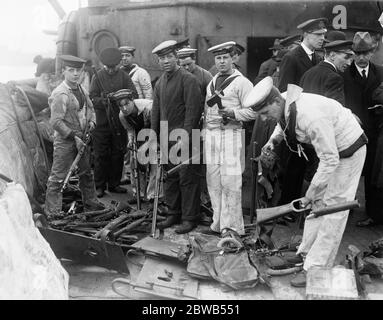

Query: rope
[15,85,50,174]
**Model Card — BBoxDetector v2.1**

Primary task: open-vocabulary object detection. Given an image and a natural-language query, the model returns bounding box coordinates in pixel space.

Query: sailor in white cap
[203,41,257,237]
[177,47,212,101]
[245,77,367,287]
[45,55,105,218]
[119,46,153,100]
[150,40,202,234]
[208,42,245,77]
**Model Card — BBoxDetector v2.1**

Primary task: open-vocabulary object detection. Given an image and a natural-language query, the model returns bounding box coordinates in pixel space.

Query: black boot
[157,215,180,230]
[175,221,197,234]
[108,186,127,193]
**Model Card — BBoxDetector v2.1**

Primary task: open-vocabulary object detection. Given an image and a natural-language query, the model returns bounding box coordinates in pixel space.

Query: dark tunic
[191,65,213,100]
[300,61,345,106]
[151,67,202,222]
[278,45,320,92]
[90,69,138,130]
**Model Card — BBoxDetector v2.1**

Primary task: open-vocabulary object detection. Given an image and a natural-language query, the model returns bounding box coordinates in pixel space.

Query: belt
[339,133,368,159]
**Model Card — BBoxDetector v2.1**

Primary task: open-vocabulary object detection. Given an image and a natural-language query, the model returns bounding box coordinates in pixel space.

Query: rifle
[130,129,141,210]
[247,198,360,226]
[61,133,92,192]
[151,150,163,238]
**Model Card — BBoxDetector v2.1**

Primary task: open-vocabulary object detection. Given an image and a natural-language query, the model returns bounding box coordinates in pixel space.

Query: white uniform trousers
[205,128,245,235]
[297,146,366,271]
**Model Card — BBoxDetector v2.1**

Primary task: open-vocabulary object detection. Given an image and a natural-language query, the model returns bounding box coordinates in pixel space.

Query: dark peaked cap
[59,55,86,68]
[297,17,328,34]
[324,40,354,54]
[99,47,122,66]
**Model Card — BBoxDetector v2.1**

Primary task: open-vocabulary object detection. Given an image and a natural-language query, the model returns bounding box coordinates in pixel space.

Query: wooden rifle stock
[255,199,360,225]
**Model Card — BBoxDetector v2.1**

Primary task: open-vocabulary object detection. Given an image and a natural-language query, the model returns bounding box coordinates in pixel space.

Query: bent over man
[245,77,367,287]
[45,55,104,217]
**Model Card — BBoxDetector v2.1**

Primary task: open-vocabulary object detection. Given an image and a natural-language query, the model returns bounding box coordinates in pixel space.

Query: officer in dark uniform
[278,18,328,92]
[90,47,138,197]
[300,36,354,106]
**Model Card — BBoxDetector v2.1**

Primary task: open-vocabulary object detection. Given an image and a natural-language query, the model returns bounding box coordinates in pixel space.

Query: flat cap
[297,17,328,34]
[208,41,236,56]
[99,47,122,67]
[177,47,197,58]
[243,76,280,111]
[152,40,177,55]
[352,31,376,53]
[269,38,283,50]
[119,46,136,54]
[279,34,301,47]
[324,40,354,54]
[59,55,86,69]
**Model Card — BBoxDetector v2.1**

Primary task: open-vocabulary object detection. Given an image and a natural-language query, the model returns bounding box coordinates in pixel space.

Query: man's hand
[262,140,275,155]
[218,107,235,119]
[74,136,85,151]
[88,121,96,132]
[299,196,312,209]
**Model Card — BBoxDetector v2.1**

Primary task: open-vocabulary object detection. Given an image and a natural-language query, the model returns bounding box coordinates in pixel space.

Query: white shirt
[355,63,369,78]
[301,42,314,60]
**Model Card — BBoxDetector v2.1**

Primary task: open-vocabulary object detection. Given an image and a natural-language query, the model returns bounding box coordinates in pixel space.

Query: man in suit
[278,18,327,92]
[254,39,282,84]
[343,31,383,227]
[277,18,328,213]
[300,35,354,106]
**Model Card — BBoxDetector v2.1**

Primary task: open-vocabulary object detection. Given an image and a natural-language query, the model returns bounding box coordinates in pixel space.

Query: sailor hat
[177,47,197,58]
[152,40,178,55]
[207,41,236,56]
[243,76,281,111]
[119,46,136,54]
[59,55,86,69]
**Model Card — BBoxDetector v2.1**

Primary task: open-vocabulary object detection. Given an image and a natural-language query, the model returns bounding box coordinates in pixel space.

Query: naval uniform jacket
[278,45,320,92]
[300,61,345,106]
[151,67,202,142]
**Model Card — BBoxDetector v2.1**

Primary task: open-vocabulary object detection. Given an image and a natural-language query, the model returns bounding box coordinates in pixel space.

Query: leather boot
[96,188,105,198]
[175,221,197,234]
[157,215,180,230]
[290,270,306,287]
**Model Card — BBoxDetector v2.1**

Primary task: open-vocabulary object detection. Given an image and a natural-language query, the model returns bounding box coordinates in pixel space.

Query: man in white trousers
[244,76,367,287]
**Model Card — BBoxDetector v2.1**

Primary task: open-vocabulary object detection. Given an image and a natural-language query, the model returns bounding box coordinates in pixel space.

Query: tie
[362,69,367,80]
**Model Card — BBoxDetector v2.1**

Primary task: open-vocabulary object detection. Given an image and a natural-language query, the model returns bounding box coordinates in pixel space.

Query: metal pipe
[48,0,66,19]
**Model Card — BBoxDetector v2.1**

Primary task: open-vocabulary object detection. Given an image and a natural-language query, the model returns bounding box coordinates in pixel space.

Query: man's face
[63,66,83,85]
[104,65,119,75]
[214,53,233,74]
[120,99,136,116]
[158,52,178,73]
[354,50,373,69]
[332,52,354,72]
[305,32,326,50]
[179,57,196,73]
[121,52,134,67]
[257,99,284,122]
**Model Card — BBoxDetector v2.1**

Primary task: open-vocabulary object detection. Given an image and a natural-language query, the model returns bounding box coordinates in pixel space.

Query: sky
[0,0,84,81]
